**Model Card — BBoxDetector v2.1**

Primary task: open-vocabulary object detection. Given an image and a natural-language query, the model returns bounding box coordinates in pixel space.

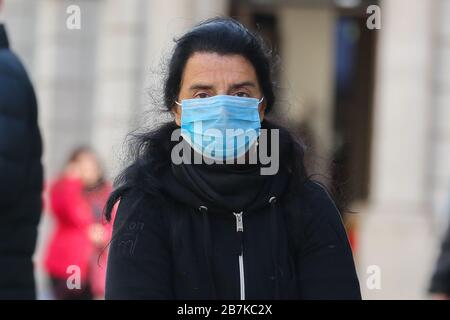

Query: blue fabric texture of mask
[177,95,263,161]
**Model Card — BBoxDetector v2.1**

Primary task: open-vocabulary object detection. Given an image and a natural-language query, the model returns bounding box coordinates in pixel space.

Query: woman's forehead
[181,52,258,88]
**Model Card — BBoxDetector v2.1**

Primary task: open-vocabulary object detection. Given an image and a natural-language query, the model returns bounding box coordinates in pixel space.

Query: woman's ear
[258,100,266,122]
[173,104,182,126]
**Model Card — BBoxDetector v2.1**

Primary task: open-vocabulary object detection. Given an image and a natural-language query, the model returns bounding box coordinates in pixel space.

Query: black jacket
[430,218,450,295]
[106,155,361,300]
[0,24,43,299]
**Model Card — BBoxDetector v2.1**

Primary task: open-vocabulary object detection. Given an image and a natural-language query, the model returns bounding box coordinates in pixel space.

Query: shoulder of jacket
[292,180,342,223]
[116,189,171,223]
[0,49,27,77]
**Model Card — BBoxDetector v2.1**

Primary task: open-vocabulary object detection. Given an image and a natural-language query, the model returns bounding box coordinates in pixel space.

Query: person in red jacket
[44,147,114,300]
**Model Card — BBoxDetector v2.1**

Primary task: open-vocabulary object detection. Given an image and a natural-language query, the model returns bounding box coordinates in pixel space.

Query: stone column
[361,0,438,299]
[370,0,435,208]
[91,0,143,177]
[430,0,450,227]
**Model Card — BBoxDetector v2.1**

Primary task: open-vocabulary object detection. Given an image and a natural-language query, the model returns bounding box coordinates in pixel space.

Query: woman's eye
[234,92,250,98]
[195,92,210,99]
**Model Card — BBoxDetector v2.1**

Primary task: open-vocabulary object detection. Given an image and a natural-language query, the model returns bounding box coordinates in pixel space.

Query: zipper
[233,211,245,300]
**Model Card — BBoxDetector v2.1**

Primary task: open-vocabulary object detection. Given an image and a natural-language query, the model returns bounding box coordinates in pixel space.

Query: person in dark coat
[0,21,43,299]
[429,191,450,299]
[104,17,361,300]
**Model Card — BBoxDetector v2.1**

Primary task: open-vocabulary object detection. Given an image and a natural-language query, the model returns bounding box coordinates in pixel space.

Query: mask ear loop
[255,96,265,148]
[174,100,182,106]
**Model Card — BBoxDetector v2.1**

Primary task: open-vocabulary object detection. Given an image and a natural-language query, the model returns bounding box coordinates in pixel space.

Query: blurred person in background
[0,0,43,299]
[429,184,450,300]
[44,147,113,300]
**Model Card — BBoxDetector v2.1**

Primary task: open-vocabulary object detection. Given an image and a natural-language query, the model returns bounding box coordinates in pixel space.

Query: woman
[105,17,361,300]
[45,147,113,299]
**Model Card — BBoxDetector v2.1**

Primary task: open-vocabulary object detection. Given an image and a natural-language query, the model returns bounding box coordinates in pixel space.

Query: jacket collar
[0,24,9,49]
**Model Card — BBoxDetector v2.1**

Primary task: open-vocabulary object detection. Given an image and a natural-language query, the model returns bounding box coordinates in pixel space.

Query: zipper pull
[233,211,244,232]
[233,211,246,300]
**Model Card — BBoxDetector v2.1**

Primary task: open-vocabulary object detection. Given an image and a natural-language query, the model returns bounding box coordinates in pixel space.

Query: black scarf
[170,151,290,213]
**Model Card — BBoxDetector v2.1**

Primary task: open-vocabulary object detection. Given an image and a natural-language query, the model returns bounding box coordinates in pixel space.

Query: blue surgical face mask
[176,95,264,161]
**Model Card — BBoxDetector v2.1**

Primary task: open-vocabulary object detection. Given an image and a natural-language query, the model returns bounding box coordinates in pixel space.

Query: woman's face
[173,52,267,126]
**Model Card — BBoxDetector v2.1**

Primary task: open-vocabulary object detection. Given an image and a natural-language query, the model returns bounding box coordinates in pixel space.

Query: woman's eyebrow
[188,83,214,91]
[230,81,257,90]
[188,81,256,91]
